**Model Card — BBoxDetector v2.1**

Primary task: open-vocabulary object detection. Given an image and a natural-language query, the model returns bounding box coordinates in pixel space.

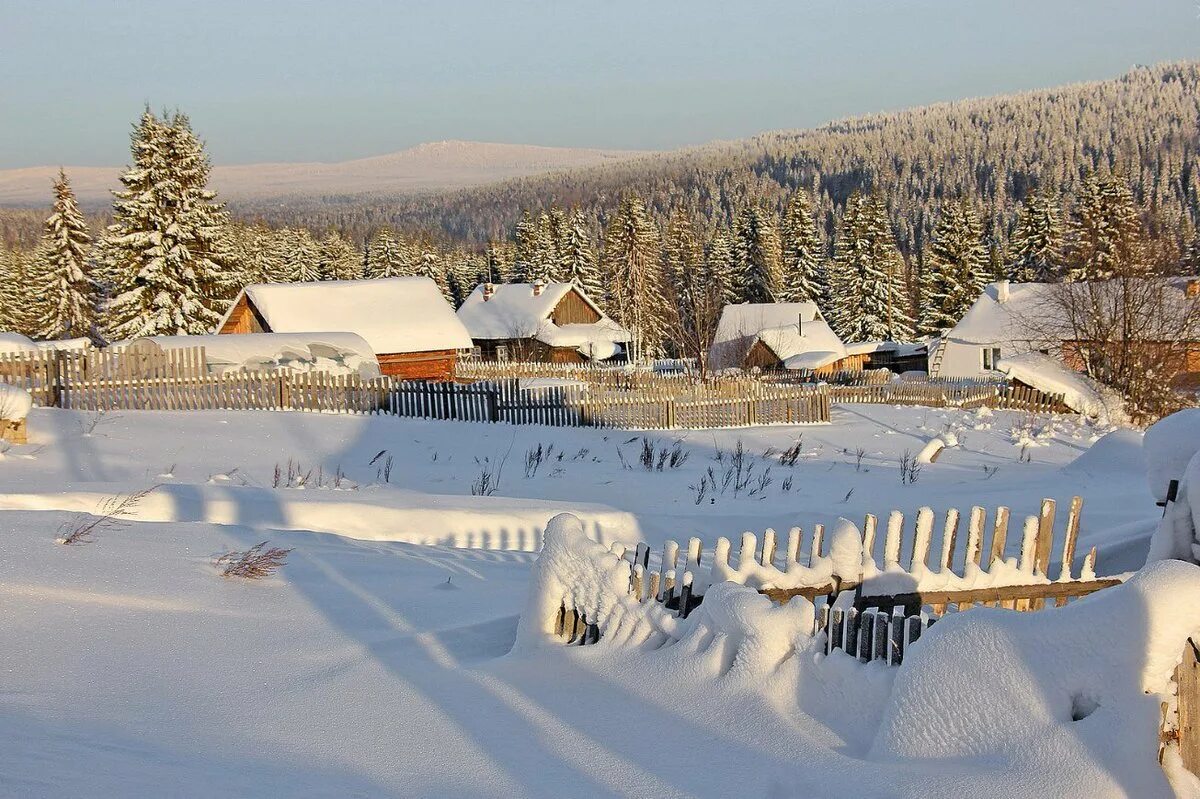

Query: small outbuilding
[456,282,630,363]
[709,302,864,375]
[217,277,473,381]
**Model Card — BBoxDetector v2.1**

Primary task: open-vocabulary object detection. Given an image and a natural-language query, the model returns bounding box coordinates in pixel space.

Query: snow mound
[0,383,33,421]
[871,560,1200,797]
[1144,408,1200,502]
[0,332,39,354]
[119,333,382,379]
[997,352,1125,423]
[1063,428,1145,477]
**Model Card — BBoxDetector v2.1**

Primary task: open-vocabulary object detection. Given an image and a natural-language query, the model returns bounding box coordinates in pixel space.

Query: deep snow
[0,403,1177,797]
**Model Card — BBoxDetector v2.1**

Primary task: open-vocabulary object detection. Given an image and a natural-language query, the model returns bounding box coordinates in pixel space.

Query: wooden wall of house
[218,296,268,335]
[550,289,602,326]
[378,350,458,381]
[743,340,783,371]
[472,338,587,364]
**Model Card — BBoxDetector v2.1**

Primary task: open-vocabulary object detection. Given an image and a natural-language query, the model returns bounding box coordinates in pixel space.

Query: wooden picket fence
[556,495,1122,665]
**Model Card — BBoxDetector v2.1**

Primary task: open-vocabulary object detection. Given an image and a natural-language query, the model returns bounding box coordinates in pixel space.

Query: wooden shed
[456,282,630,363]
[217,277,473,381]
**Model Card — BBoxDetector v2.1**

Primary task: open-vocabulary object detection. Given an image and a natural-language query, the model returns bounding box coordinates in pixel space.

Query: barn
[217,277,473,381]
[456,282,630,363]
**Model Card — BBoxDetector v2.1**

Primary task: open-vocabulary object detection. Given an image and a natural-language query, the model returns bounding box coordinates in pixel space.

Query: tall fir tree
[318,231,361,280]
[829,192,913,342]
[99,110,234,339]
[512,211,541,283]
[601,195,664,362]
[559,210,602,300]
[33,169,96,340]
[364,228,416,279]
[706,226,739,308]
[1066,172,1144,280]
[917,199,988,335]
[274,227,321,282]
[733,204,783,303]
[0,247,34,335]
[780,190,827,306]
[1010,188,1064,281]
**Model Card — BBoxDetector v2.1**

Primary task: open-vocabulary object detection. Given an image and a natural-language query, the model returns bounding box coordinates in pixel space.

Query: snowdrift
[998,352,1126,423]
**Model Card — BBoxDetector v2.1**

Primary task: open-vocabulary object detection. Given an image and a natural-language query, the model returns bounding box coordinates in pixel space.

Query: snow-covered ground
[0,404,1174,797]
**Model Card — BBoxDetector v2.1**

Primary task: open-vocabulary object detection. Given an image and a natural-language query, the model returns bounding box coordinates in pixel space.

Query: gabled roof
[709,302,825,370]
[456,283,629,359]
[754,320,848,370]
[457,282,605,339]
[217,277,472,354]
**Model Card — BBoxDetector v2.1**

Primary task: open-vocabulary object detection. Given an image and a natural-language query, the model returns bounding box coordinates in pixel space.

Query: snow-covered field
[0,404,1176,797]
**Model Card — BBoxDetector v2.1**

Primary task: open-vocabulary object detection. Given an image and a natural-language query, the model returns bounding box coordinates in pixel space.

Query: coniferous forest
[2,62,1199,353]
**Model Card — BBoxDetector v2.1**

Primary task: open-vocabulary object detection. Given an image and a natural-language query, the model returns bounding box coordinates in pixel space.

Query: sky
[1,0,1197,169]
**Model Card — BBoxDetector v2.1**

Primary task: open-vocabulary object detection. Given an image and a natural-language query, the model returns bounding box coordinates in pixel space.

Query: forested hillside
[234,62,1200,258]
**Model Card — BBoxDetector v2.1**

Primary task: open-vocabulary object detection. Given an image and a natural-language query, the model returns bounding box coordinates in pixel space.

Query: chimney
[532,280,545,297]
[482,282,495,301]
[996,279,1010,303]
[1187,278,1199,298]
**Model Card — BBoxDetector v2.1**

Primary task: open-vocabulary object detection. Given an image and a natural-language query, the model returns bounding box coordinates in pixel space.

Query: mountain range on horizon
[0,140,655,208]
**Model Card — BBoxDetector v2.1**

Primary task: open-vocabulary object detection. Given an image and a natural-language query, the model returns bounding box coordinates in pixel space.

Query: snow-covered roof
[843,339,929,357]
[997,352,1125,423]
[754,321,848,371]
[218,277,473,354]
[0,333,93,355]
[709,302,826,370]
[457,283,629,359]
[117,333,382,379]
[948,278,1200,347]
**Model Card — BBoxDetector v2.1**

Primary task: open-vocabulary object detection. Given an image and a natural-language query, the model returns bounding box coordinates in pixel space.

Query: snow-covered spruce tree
[99,110,234,339]
[1010,188,1064,282]
[539,207,567,282]
[364,227,416,279]
[486,240,516,283]
[781,190,827,305]
[1066,171,1144,280]
[917,199,988,335]
[273,227,321,282]
[414,248,451,300]
[706,226,739,308]
[31,169,96,340]
[318,230,361,281]
[829,192,913,342]
[512,211,540,283]
[0,247,38,335]
[662,212,720,372]
[559,210,602,300]
[601,195,665,362]
[733,204,783,303]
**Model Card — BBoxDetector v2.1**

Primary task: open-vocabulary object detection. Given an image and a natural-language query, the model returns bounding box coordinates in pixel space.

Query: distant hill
[231,62,1200,255]
[0,140,653,208]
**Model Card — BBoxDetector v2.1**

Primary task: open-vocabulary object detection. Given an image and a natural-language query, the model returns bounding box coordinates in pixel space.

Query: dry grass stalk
[56,485,157,545]
[216,541,293,579]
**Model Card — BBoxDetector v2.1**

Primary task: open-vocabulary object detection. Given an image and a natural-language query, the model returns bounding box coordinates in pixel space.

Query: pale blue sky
[1,0,1196,168]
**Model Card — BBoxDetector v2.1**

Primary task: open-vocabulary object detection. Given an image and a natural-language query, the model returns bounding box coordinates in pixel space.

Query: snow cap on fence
[828,517,864,583]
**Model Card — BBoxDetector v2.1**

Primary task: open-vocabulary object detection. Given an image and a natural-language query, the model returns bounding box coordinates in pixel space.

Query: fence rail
[556,495,1118,666]
[0,347,1070,428]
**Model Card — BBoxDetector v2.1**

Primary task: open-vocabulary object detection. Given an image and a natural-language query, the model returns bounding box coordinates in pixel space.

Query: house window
[982,347,1001,370]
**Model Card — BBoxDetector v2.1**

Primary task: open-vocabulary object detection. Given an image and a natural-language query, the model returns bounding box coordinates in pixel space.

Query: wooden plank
[1177,639,1200,774]
[1058,496,1083,582]
[851,578,1123,613]
[989,506,1010,569]
[910,507,934,571]
[1034,498,1057,578]
[883,511,903,567]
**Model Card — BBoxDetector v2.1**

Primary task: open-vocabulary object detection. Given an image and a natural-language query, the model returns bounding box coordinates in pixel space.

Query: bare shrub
[215,541,293,579]
[898,450,922,485]
[779,438,803,467]
[57,485,157,545]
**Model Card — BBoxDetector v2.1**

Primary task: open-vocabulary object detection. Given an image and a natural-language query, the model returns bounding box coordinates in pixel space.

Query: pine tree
[99,110,234,339]
[512,211,540,283]
[414,248,451,299]
[30,169,96,340]
[1010,189,1063,281]
[601,195,664,362]
[318,231,361,280]
[917,199,988,335]
[1066,172,1144,280]
[706,226,739,308]
[780,190,827,306]
[733,204,783,303]
[0,247,35,335]
[559,210,602,300]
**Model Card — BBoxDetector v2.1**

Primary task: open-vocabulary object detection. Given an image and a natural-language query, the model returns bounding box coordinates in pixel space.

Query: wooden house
[456,282,630,363]
[217,277,473,381]
[710,302,864,375]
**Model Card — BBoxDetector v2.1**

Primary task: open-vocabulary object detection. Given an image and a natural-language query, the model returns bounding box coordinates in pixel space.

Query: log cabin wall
[377,350,459,381]
[550,289,602,326]
[218,295,268,335]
